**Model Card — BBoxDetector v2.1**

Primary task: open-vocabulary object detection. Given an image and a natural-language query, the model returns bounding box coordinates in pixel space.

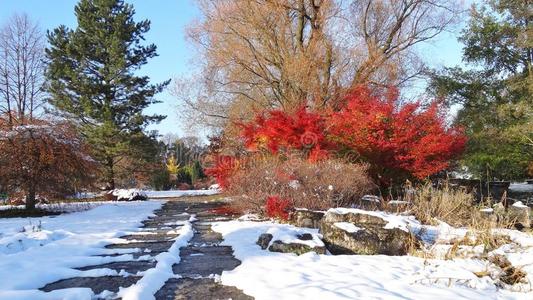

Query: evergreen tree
[429,0,532,180]
[46,0,169,189]
[190,160,205,184]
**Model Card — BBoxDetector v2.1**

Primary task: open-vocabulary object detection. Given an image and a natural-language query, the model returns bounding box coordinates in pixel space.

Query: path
[40,196,252,299]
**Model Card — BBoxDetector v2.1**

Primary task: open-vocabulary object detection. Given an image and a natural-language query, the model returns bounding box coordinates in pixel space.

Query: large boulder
[319,209,413,255]
[290,209,324,229]
[110,189,148,201]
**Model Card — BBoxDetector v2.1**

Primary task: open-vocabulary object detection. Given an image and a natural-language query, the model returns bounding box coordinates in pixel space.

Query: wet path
[40,197,252,299]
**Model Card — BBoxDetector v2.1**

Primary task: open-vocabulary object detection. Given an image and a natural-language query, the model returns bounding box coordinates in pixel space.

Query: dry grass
[490,254,528,286]
[226,156,373,213]
[411,182,476,227]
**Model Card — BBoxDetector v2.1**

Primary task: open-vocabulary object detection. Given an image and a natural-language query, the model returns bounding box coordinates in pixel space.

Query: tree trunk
[105,156,115,190]
[25,183,36,210]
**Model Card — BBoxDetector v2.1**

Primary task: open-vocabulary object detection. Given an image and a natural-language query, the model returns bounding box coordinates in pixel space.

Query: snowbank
[0,201,162,299]
[144,189,220,198]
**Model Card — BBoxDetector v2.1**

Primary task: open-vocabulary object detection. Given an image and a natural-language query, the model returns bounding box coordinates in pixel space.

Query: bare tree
[0,13,46,127]
[176,0,462,131]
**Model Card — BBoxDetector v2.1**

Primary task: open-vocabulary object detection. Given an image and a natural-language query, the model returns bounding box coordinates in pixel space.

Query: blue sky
[0,0,469,136]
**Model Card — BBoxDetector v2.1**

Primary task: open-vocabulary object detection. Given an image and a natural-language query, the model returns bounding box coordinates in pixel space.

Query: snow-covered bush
[0,117,98,209]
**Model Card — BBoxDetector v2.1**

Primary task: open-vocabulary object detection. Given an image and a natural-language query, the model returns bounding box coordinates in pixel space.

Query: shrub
[226,156,373,212]
[176,167,192,184]
[150,166,172,191]
[240,106,332,161]
[205,155,240,189]
[329,86,467,186]
[210,204,243,216]
[265,196,292,220]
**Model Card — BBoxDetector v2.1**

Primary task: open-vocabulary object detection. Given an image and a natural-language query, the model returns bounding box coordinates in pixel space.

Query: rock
[386,200,411,212]
[268,240,326,255]
[256,233,273,250]
[508,202,531,229]
[290,209,324,228]
[111,189,148,201]
[297,233,313,241]
[359,195,381,210]
[479,208,497,226]
[319,210,412,255]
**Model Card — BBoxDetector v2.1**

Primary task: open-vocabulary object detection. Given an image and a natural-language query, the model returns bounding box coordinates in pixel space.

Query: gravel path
[40,196,252,299]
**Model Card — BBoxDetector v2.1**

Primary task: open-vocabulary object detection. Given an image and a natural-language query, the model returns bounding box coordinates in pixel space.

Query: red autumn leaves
[206,85,467,217]
[329,87,466,184]
[240,106,332,162]
[235,86,466,182]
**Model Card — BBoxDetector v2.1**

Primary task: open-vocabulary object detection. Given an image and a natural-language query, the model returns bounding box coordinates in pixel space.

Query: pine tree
[428,0,532,180]
[46,0,169,189]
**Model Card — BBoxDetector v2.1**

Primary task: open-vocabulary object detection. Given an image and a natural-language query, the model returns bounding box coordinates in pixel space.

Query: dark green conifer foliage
[46,0,169,188]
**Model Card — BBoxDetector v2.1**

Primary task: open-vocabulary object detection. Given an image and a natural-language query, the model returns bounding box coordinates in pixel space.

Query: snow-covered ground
[0,200,193,300]
[213,215,533,300]
[145,189,219,198]
[510,183,533,193]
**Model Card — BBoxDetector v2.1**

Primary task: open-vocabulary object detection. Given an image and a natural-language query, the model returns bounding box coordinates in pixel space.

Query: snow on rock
[361,195,381,203]
[512,201,528,208]
[0,201,162,298]
[213,218,533,300]
[111,189,148,201]
[117,222,194,300]
[264,226,324,249]
[326,207,418,232]
[333,222,362,233]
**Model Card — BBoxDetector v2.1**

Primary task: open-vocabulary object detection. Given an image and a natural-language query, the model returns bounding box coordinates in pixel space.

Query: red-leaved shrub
[204,155,240,189]
[240,106,332,161]
[265,196,292,220]
[329,86,466,185]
